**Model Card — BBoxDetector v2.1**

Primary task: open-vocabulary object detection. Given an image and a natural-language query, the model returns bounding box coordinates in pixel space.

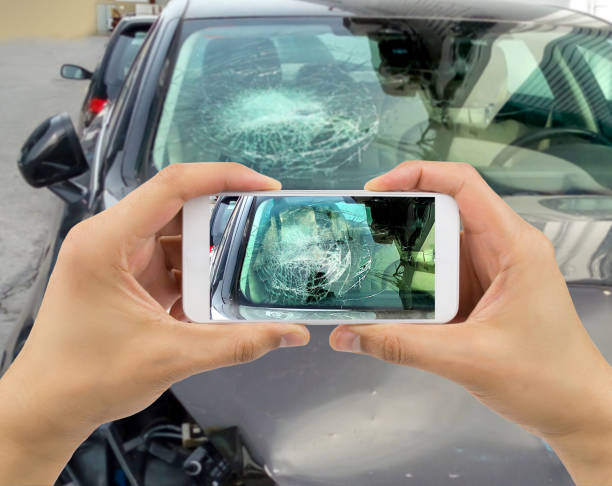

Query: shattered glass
[153,18,612,195]
[196,71,379,179]
[237,196,435,313]
[153,25,390,187]
[247,205,373,306]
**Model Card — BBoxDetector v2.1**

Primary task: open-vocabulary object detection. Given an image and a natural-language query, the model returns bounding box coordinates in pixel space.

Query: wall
[0,0,100,40]
[0,0,153,40]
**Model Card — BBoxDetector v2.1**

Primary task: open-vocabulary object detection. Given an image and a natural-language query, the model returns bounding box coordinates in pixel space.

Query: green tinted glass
[237,196,434,313]
[578,42,612,100]
[153,18,612,195]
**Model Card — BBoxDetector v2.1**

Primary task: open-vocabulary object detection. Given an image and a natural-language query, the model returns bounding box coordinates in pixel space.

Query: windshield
[237,196,435,315]
[152,17,612,194]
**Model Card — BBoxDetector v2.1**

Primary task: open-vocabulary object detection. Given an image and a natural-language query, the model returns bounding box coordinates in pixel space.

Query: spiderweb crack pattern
[251,206,373,306]
[194,63,379,178]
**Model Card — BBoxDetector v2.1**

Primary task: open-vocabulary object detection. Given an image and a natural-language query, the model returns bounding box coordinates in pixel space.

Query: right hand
[330,161,612,485]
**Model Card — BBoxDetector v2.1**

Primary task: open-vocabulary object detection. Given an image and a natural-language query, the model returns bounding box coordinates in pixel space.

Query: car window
[497,39,553,99]
[104,30,147,100]
[102,19,158,178]
[237,196,434,313]
[211,197,237,247]
[578,41,612,100]
[152,18,612,195]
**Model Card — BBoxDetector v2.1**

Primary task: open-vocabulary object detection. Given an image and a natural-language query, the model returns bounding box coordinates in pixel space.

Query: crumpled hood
[172,195,612,485]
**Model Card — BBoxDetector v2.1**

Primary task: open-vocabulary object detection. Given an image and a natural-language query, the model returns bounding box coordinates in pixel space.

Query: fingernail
[280,333,307,348]
[364,178,380,190]
[261,175,282,189]
[333,331,362,353]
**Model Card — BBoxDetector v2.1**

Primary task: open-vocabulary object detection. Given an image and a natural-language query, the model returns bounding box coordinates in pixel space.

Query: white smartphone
[183,191,459,324]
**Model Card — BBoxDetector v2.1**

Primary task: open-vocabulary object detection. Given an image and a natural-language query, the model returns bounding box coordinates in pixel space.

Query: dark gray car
[60,15,156,132]
[8,0,612,484]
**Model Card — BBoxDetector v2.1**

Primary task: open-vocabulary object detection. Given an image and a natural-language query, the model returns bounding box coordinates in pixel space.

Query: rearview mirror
[60,64,93,80]
[18,113,88,188]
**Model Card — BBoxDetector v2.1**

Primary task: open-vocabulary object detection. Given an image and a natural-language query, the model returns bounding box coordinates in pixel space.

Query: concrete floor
[0,36,107,350]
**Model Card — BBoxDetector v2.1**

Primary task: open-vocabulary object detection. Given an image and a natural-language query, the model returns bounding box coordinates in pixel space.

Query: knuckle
[457,162,478,176]
[524,226,556,261]
[380,335,412,365]
[65,220,89,243]
[60,221,93,264]
[537,230,555,256]
[233,339,257,364]
[157,163,184,185]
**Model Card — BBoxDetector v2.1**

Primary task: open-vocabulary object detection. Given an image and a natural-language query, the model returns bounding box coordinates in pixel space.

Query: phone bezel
[183,190,459,324]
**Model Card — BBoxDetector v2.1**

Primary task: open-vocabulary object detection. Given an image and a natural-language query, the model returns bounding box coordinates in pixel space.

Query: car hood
[172,195,612,485]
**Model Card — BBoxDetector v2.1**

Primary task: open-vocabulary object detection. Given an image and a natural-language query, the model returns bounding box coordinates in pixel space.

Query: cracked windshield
[152,17,612,316]
[153,18,612,193]
[238,196,434,316]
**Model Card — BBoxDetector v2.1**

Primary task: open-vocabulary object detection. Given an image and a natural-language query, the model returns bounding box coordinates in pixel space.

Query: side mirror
[18,113,88,189]
[60,64,93,80]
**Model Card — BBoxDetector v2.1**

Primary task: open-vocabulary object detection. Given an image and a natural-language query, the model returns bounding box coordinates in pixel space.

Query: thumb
[170,322,310,377]
[330,323,477,383]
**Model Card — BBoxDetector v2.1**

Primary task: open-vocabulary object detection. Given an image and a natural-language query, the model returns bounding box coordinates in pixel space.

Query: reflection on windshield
[238,196,434,315]
[153,18,612,195]
[105,31,146,99]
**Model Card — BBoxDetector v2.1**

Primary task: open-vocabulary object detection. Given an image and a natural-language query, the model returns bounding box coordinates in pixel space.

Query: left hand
[0,163,309,485]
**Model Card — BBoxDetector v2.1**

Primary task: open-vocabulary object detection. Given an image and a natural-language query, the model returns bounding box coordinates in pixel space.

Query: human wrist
[0,361,95,484]
[546,427,612,485]
[543,367,612,486]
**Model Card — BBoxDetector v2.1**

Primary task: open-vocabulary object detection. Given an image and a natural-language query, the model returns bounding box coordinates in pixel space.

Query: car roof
[113,15,157,34]
[116,15,158,26]
[183,0,610,29]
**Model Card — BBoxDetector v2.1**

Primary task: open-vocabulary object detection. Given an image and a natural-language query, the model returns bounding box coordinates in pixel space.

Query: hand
[330,161,612,486]
[0,163,309,485]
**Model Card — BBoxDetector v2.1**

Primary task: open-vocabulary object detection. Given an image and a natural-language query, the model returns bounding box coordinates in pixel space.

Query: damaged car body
[6,0,612,484]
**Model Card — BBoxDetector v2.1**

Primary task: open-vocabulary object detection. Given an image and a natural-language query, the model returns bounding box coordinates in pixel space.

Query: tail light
[88,97,108,114]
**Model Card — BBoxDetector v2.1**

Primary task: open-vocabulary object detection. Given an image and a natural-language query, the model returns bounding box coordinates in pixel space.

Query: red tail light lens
[89,97,108,114]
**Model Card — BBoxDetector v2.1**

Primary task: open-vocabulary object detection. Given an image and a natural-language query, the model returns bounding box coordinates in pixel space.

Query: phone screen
[210,195,436,321]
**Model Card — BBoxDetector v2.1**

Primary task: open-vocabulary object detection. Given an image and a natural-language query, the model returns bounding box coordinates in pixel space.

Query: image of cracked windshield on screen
[210,196,435,321]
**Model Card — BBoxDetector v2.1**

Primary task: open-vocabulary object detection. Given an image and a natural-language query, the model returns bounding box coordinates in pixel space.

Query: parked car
[60,15,156,132]
[7,0,612,484]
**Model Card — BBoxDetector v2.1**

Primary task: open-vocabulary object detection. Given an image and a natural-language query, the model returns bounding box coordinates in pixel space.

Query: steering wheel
[490,127,612,167]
